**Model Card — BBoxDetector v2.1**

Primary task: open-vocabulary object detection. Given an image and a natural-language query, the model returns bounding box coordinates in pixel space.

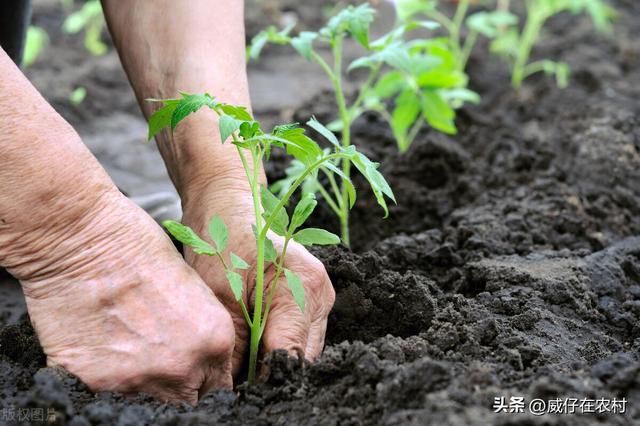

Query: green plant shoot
[62,0,108,56]
[249,3,476,244]
[22,26,49,68]
[488,0,615,88]
[147,93,394,383]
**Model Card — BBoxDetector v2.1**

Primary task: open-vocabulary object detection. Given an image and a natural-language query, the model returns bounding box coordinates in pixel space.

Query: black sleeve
[0,0,32,66]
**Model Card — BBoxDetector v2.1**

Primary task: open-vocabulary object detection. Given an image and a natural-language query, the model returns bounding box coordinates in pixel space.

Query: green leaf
[421,90,457,134]
[239,121,260,139]
[307,117,340,148]
[352,153,396,217]
[208,215,228,253]
[373,71,406,100]
[394,0,436,21]
[22,26,49,68]
[322,162,356,208]
[291,31,317,60]
[260,186,289,236]
[148,102,179,140]
[441,88,481,109]
[293,228,341,246]
[273,127,323,165]
[162,220,216,255]
[171,93,217,129]
[231,253,250,270]
[321,3,375,48]
[290,193,317,232]
[391,89,421,152]
[219,104,253,121]
[69,87,87,105]
[219,114,243,142]
[346,4,375,48]
[248,24,294,60]
[417,69,467,89]
[264,237,278,263]
[226,270,244,301]
[284,269,305,312]
[467,11,518,38]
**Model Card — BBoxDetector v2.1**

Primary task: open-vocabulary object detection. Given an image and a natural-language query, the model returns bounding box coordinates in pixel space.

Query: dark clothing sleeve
[0,0,32,65]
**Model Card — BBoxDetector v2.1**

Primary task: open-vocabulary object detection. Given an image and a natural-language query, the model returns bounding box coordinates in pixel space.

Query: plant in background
[147,93,394,383]
[62,0,108,56]
[22,26,49,68]
[395,0,518,72]
[488,0,615,88]
[69,86,87,105]
[249,3,475,245]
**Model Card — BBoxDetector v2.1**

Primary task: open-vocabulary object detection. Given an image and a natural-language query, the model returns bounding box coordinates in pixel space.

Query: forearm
[102,0,261,202]
[0,48,116,276]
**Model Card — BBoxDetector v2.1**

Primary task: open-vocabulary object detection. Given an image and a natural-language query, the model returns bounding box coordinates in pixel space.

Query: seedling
[23,26,49,68]
[488,0,615,88]
[250,3,476,244]
[147,93,394,383]
[62,0,108,56]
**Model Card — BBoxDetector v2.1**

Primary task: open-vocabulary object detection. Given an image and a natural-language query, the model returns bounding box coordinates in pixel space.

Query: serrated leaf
[284,269,305,312]
[293,228,341,246]
[231,253,250,270]
[208,215,228,253]
[171,93,217,129]
[346,4,375,48]
[322,161,357,208]
[322,3,375,48]
[291,31,317,60]
[219,104,253,121]
[273,127,323,165]
[147,101,179,140]
[219,114,243,142]
[290,193,317,232]
[421,90,457,134]
[394,0,436,21]
[307,117,340,148]
[352,153,396,217]
[261,186,289,236]
[239,121,260,139]
[162,220,216,255]
[226,270,244,301]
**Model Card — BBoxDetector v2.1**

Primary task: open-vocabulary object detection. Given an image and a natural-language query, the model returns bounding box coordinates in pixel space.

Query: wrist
[155,109,265,200]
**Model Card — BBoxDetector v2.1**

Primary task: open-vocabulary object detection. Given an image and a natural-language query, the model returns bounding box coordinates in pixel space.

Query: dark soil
[1,0,639,425]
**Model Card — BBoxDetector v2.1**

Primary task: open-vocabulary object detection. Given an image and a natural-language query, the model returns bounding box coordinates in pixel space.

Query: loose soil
[1,0,639,425]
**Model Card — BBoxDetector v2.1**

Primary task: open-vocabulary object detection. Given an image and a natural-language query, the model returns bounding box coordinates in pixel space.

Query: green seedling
[395,0,520,72]
[147,93,394,383]
[62,0,108,56]
[250,3,475,244]
[23,26,49,68]
[488,0,615,88]
[69,86,87,105]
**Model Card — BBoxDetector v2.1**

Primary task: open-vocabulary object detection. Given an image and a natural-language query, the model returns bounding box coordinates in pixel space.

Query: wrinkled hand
[182,179,336,377]
[17,190,235,405]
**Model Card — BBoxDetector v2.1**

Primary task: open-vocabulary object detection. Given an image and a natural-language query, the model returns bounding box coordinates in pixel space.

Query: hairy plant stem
[451,0,469,69]
[227,133,265,384]
[512,2,546,88]
[310,44,352,246]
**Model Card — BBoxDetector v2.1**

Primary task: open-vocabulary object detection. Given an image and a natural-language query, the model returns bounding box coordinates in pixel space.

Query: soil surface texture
[1,0,639,425]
